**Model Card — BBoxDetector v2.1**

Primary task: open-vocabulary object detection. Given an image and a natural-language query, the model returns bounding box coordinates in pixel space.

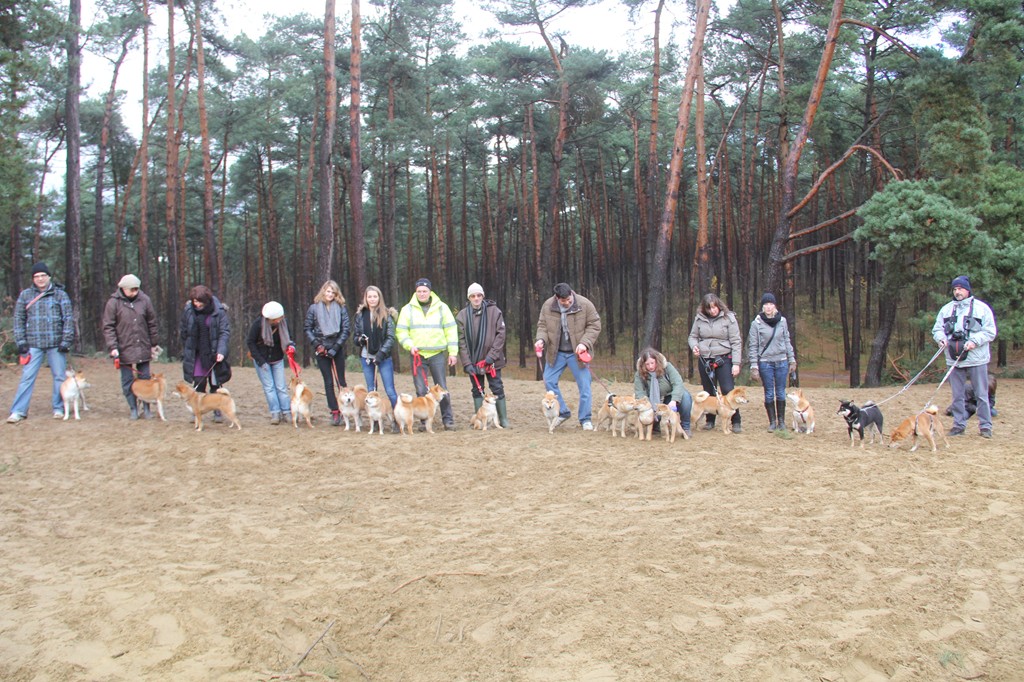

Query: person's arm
[101,298,119,353]
[633,371,646,399]
[535,300,549,352]
[378,309,398,359]
[665,362,685,403]
[59,290,75,350]
[215,306,231,361]
[970,303,998,348]
[455,308,472,370]
[728,312,743,363]
[687,317,701,355]
[395,305,413,351]
[245,318,267,365]
[578,299,601,351]
[931,306,948,346]
[179,305,190,344]
[145,296,159,348]
[486,308,507,366]
[784,319,796,368]
[746,320,759,373]
[443,303,459,358]
[303,306,321,348]
[13,292,27,349]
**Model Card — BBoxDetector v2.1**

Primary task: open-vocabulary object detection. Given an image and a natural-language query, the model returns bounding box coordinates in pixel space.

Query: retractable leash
[869,344,948,409]
[577,349,613,395]
[191,361,220,390]
[698,354,721,397]
[285,346,301,378]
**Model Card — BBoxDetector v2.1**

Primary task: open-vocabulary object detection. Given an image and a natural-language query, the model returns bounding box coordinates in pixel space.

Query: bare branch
[788,144,901,218]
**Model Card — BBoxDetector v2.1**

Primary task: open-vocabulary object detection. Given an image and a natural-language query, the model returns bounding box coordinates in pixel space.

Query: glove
[327,348,337,358]
[464,364,475,375]
[58,346,69,354]
[484,355,495,366]
[17,344,28,355]
[374,351,387,364]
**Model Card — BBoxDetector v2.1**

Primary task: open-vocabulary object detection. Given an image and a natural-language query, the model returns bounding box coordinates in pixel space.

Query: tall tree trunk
[65,0,83,351]
[349,0,367,293]
[195,0,220,294]
[165,0,181,354]
[318,0,337,284]
[139,0,151,289]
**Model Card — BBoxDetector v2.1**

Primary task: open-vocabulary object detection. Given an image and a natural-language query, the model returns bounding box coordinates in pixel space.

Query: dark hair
[700,293,728,317]
[553,283,572,299]
[188,285,214,308]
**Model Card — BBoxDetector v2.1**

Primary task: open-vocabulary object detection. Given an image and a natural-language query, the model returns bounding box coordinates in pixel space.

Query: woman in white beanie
[101,274,159,420]
[246,301,295,425]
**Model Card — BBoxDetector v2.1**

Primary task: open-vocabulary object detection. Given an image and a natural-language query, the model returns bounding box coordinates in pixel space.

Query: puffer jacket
[688,310,742,362]
[747,313,795,368]
[179,297,231,383]
[102,289,158,364]
[353,304,398,360]
[633,350,686,403]
[931,295,997,368]
[14,283,74,350]
[534,290,601,364]
[456,299,507,370]
[396,291,459,359]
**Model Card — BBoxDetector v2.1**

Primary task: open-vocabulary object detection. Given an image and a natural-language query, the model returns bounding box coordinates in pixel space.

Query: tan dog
[608,395,639,438]
[337,386,361,431]
[786,388,815,434]
[363,390,392,435]
[691,387,749,433]
[631,397,656,441]
[60,370,91,421]
[130,373,167,421]
[172,382,241,431]
[470,393,502,431]
[889,405,949,452]
[289,376,314,428]
[393,384,448,434]
[541,390,561,433]
[655,403,685,443]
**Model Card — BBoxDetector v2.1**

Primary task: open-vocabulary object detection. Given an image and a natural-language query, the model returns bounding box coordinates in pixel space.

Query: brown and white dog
[173,382,241,431]
[470,393,502,431]
[889,405,950,452]
[786,388,815,434]
[602,395,638,438]
[337,386,361,431]
[655,403,686,443]
[691,387,749,433]
[60,370,91,421]
[130,372,167,421]
[363,390,392,435]
[290,375,314,428]
[393,384,448,434]
[541,390,561,433]
[632,397,656,441]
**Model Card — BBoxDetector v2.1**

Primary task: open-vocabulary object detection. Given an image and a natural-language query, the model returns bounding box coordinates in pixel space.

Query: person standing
[6,262,75,423]
[180,285,232,420]
[396,278,458,431]
[102,274,159,420]
[247,301,295,425]
[688,293,743,432]
[304,280,351,426]
[747,292,796,432]
[456,282,510,428]
[353,285,399,410]
[534,282,602,431]
[932,276,997,438]
[634,348,692,437]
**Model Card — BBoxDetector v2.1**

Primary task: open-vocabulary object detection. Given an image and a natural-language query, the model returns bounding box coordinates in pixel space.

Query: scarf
[315,302,341,337]
[759,311,782,327]
[648,370,661,407]
[558,301,573,352]
[261,317,292,350]
[194,306,215,371]
[466,302,489,363]
[360,308,385,354]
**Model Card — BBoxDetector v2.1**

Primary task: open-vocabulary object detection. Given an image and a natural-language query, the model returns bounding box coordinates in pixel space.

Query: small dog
[173,381,241,431]
[393,384,448,434]
[541,390,561,433]
[691,387,750,433]
[60,370,91,421]
[632,397,656,441]
[470,393,502,430]
[655,403,685,443]
[607,395,638,438]
[363,390,392,435]
[337,386,362,431]
[131,372,167,421]
[290,376,314,428]
[786,388,815,434]
[889,405,950,453]
[837,400,884,448]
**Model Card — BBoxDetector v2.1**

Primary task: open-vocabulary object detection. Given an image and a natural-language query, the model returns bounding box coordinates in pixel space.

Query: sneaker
[444,422,456,431]
[980,429,992,439]
[270,413,281,425]
[53,411,63,419]
[553,415,570,429]
[6,414,24,424]
[582,421,594,431]
[948,427,965,437]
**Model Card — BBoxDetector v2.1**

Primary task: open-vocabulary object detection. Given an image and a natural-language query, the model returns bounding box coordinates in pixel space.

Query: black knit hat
[414,278,432,290]
[760,292,776,306]
[31,262,50,277]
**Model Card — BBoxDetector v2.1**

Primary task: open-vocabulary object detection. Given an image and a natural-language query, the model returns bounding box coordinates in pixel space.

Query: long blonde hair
[363,285,389,327]
[314,280,345,306]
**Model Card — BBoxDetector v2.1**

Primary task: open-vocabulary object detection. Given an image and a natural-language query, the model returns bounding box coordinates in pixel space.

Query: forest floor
[1,358,1022,681]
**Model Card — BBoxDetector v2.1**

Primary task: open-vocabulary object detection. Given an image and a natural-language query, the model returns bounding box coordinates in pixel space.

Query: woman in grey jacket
[747,293,796,431]
[688,293,743,432]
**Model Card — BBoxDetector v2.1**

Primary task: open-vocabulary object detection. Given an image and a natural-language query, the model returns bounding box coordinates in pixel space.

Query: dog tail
[694,391,711,402]
[398,393,414,405]
[924,404,939,415]
[216,387,231,395]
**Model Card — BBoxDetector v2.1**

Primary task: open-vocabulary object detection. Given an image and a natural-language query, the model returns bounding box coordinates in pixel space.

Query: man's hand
[965,341,977,351]
[448,355,458,367]
[731,364,740,378]
[110,349,119,358]
[17,344,28,355]
[58,345,69,354]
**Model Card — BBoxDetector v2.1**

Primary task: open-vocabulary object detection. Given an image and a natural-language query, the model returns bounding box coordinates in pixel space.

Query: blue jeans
[255,360,290,416]
[758,360,789,402]
[9,347,66,417]
[544,351,592,424]
[361,356,398,407]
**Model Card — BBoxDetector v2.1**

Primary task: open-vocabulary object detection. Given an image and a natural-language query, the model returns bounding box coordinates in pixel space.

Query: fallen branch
[285,619,335,674]
[391,571,487,594]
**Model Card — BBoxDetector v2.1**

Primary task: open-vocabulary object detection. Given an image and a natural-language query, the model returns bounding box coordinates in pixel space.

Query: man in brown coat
[534,282,602,430]
[102,274,159,419]
[456,283,510,427]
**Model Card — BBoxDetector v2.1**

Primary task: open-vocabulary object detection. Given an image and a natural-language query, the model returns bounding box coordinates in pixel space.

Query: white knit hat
[467,282,485,298]
[262,301,285,320]
[118,274,141,289]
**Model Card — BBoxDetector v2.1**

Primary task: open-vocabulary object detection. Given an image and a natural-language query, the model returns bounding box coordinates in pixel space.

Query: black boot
[127,394,139,421]
[765,402,776,432]
[703,415,716,430]
[775,398,787,431]
[731,412,742,434]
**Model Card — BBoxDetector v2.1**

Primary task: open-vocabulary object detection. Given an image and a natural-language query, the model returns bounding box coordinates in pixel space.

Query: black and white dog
[837,400,884,448]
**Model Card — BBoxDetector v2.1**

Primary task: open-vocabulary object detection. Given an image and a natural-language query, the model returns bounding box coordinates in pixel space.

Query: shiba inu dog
[691,387,749,433]
[605,395,638,438]
[363,390,392,435]
[289,376,314,428]
[837,400,884,448]
[60,370,91,421]
[470,393,502,431]
[393,384,448,434]
[632,397,656,441]
[173,382,241,431]
[337,386,361,431]
[786,388,815,434]
[889,405,949,453]
[541,391,561,433]
[656,403,685,443]
[130,373,167,421]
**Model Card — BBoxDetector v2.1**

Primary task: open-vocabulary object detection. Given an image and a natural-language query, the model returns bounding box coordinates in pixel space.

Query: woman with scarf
[246,301,295,425]
[179,285,232,420]
[747,292,796,432]
[353,285,398,410]
[304,280,351,426]
[456,282,509,428]
[633,348,692,437]
[688,293,743,432]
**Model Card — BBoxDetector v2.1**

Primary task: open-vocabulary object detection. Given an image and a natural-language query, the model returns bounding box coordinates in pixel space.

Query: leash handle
[285,345,301,377]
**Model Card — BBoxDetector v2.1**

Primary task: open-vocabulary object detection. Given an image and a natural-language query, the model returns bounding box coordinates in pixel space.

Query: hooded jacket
[633,351,686,404]
[179,296,231,383]
[102,289,158,364]
[534,290,601,364]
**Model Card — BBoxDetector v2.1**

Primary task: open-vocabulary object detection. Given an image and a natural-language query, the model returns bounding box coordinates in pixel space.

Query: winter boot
[765,401,776,432]
[331,410,341,426]
[473,396,484,412]
[213,409,224,424]
[142,402,153,419]
[496,397,511,429]
[775,398,788,431]
[703,415,716,430]
[731,412,742,434]
[127,394,139,421]
[270,412,281,425]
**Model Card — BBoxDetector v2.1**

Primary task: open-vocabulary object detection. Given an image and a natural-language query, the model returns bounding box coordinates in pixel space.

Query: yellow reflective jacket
[396,291,459,359]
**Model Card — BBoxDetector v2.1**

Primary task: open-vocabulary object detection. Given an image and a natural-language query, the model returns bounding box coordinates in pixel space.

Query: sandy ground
[1,357,1022,681]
